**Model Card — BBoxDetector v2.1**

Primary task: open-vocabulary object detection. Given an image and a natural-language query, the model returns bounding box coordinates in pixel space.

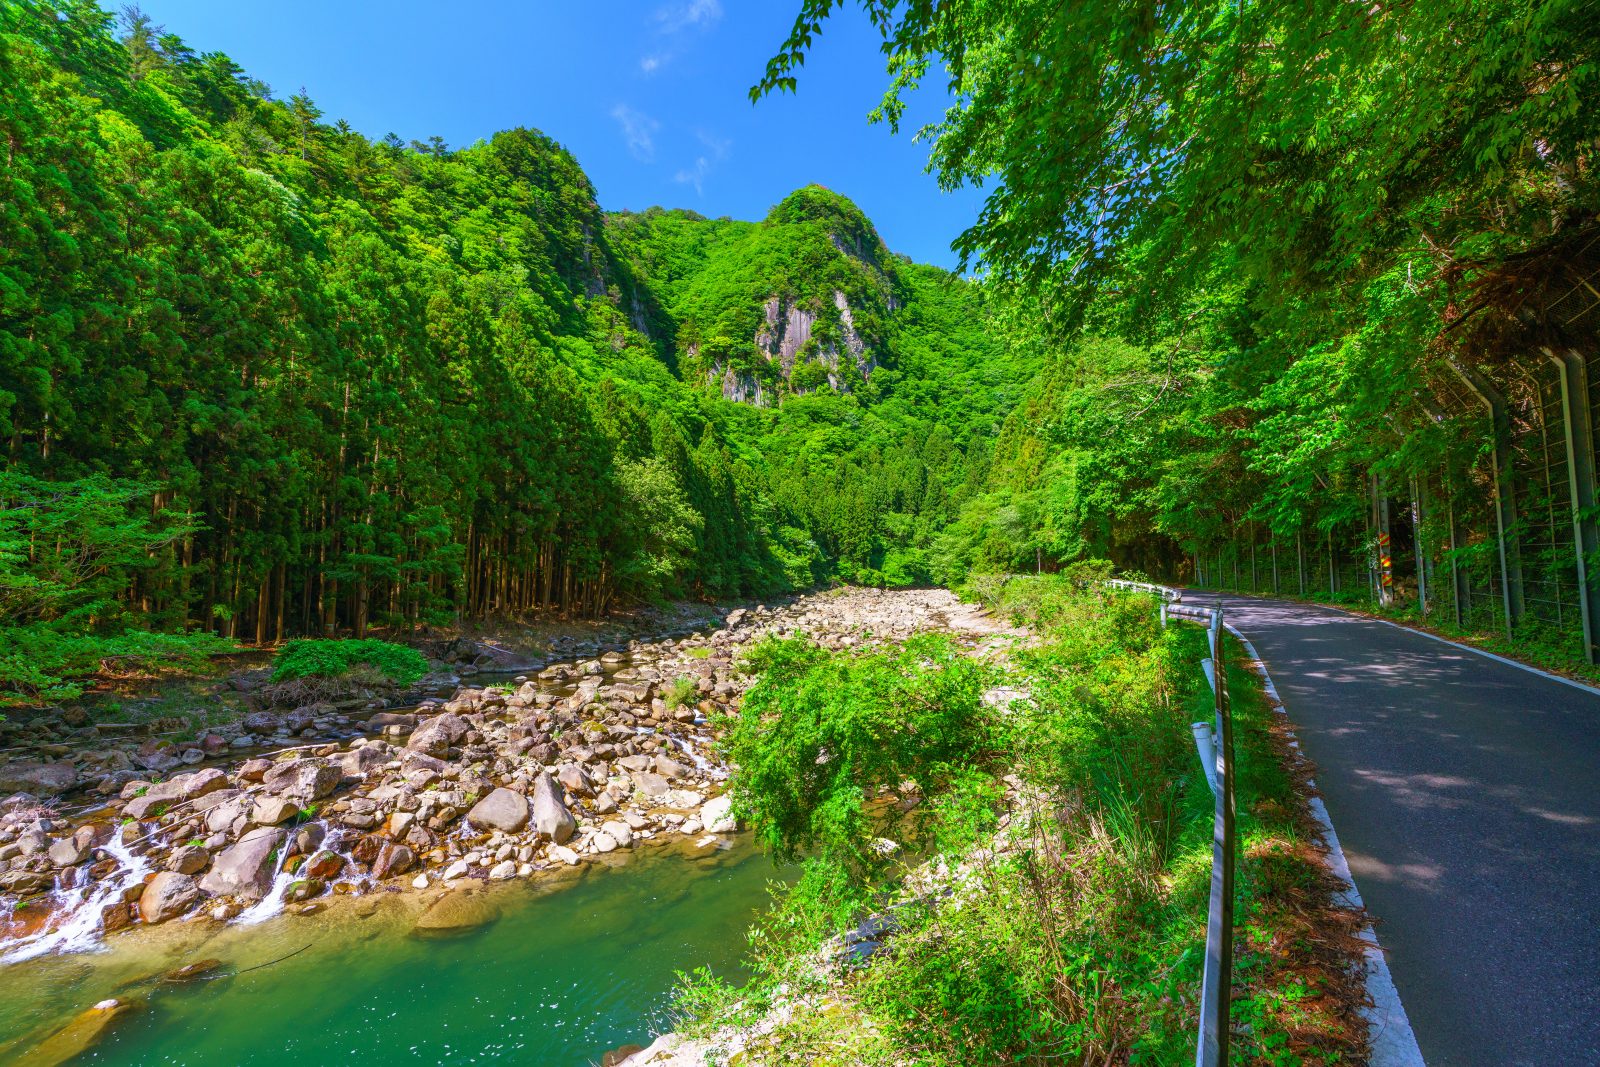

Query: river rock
[412,891,499,936]
[339,743,392,777]
[166,845,211,875]
[555,764,592,797]
[630,771,671,799]
[600,820,634,848]
[405,713,469,758]
[261,758,340,803]
[530,773,575,844]
[465,787,530,833]
[662,790,704,811]
[138,872,203,924]
[653,754,690,779]
[199,826,286,899]
[251,796,300,825]
[303,850,345,879]
[372,842,415,880]
[47,837,89,867]
[13,997,142,1067]
[700,794,736,834]
[124,769,229,819]
[488,859,517,880]
[163,959,224,983]
[0,762,77,797]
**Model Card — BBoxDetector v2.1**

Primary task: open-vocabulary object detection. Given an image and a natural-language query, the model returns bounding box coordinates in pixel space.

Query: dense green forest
[0,1,1031,702]
[5,0,1595,702]
[747,0,1598,658]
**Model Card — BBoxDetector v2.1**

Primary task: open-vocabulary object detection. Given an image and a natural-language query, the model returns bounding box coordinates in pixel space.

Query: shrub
[269,639,428,686]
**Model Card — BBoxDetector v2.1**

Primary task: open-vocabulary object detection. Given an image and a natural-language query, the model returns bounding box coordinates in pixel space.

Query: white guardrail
[1104,579,1234,1067]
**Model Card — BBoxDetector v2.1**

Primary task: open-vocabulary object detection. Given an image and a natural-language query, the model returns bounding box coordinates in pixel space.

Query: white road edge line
[1224,624,1427,1067]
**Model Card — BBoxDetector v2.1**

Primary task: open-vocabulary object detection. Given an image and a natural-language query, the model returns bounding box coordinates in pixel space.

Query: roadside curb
[1225,624,1427,1067]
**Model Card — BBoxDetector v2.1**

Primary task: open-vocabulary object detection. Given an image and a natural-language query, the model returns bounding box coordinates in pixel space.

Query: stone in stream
[405,713,470,758]
[199,826,286,899]
[465,787,530,833]
[630,771,671,799]
[0,762,77,798]
[47,836,89,868]
[12,997,143,1067]
[163,958,224,983]
[411,891,499,936]
[600,820,634,849]
[529,773,576,844]
[372,843,415,880]
[260,758,340,803]
[166,844,211,875]
[138,872,203,924]
[251,796,300,826]
[700,794,736,834]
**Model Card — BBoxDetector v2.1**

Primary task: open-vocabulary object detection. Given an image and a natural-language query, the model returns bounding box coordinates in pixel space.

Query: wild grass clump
[269,639,428,687]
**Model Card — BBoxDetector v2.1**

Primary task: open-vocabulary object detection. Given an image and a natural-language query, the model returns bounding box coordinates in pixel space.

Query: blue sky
[130,0,984,269]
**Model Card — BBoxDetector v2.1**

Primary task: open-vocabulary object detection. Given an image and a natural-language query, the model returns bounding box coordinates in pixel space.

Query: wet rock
[303,850,345,879]
[530,773,576,844]
[261,758,340,803]
[0,762,77,797]
[199,826,286,900]
[465,787,530,833]
[405,713,469,758]
[412,891,499,936]
[163,958,224,983]
[488,859,517,880]
[14,997,142,1067]
[138,872,203,924]
[47,837,89,867]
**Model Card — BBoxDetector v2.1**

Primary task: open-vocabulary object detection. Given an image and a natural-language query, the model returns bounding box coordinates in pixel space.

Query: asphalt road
[1184,592,1600,1067]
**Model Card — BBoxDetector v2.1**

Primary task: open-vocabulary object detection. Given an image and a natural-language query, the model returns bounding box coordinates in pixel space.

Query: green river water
[0,838,778,1065]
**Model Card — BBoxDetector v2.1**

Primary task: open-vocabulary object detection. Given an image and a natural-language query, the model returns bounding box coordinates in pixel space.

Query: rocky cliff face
[608,186,908,408]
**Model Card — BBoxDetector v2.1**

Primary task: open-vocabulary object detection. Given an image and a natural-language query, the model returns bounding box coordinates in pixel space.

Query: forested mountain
[0,0,1023,700]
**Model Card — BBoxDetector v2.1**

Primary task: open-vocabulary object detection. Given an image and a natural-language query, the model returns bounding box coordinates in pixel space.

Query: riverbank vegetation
[684,578,1364,1064]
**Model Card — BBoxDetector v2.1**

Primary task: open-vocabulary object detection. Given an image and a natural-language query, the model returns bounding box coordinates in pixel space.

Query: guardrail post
[1195,606,1234,1067]
[1296,531,1306,596]
[1547,348,1600,664]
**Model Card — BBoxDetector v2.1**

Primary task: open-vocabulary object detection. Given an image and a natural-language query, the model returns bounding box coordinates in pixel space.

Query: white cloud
[611,104,660,162]
[640,0,722,75]
[674,130,731,195]
[656,0,722,33]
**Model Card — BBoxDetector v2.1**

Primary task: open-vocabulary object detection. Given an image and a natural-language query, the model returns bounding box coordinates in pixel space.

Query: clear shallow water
[0,840,781,1066]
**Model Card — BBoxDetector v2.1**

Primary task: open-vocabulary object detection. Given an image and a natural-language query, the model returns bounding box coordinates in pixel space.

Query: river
[0,837,781,1065]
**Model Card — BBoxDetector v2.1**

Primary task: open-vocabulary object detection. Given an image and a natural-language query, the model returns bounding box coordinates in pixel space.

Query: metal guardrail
[1105,577,1184,603]
[1122,581,1236,1067]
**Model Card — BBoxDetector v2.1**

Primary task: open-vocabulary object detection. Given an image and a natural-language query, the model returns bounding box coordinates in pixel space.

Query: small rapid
[0,836,151,964]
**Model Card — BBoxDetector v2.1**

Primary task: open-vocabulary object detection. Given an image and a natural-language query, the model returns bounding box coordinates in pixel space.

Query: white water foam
[1,835,152,965]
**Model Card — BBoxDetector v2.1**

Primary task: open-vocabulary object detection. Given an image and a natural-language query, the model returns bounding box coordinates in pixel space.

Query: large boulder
[530,773,576,844]
[138,872,203,924]
[12,997,142,1067]
[465,788,530,833]
[251,796,300,826]
[630,771,672,799]
[405,713,469,758]
[261,759,340,803]
[339,742,393,777]
[700,794,737,834]
[199,826,286,899]
[0,762,77,796]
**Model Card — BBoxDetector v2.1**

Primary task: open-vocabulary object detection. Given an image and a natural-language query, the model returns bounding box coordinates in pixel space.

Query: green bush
[269,639,429,686]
